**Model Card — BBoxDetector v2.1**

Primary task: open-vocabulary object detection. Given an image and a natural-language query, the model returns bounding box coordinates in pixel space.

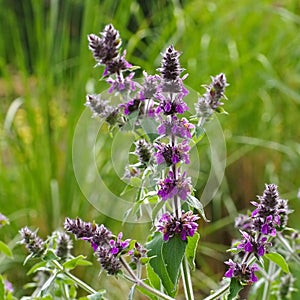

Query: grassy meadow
[0,0,300,298]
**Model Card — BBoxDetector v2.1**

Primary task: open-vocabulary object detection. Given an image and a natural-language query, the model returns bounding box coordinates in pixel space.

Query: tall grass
[0,0,300,298]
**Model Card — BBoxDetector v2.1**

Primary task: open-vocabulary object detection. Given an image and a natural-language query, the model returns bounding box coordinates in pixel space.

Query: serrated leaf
[0,241,12,257]
[186,195,209,222]
[228,278,243,300]
[62,255,92,270]
[186,232,200,270]
[27,261,48,275]
[145,232,175,296]
[265,252,289,273]
[162,235,187,290]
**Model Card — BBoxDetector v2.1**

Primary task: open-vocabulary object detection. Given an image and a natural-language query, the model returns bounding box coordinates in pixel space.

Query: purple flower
[121,98,142,115]
[156,211,199,241]
[157,45,189,95]
[64,218,112,251]
[85,94,121,126]
[4,279,13,293]
[155,92,189,115]
[234,214,253,233]
[154,141,190,166]
[157,170,192,201]
[224,259,259,284]
[96,246,122,275]
[237,231,271,257]
[109,232,130,255]
[157,116,194,139]
[107,71,135,93]
[88,24,132,76]
[139,72,160,100]
[128,241,147,264]
[55,232,73,261]
[19,227,45,257]
[251,184,283,236]
[133,139,153,166]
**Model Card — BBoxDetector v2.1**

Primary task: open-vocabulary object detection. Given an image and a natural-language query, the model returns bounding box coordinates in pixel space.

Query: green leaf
[265,252,289,273]
[151,201,165,220]
[27,261,48,275]
[23,253,34,265]
[130,177,142,187]
[194,126,206,140]
[186,195,209,222]
[162,235,187,288]
[62,255,92,270]
[43,249,59,262]
[228,278,243,300]
[0,241,12,257]
[145,232,175,296]
[146,263,161,292]
[0,275,4,300]
[186,232,200,270]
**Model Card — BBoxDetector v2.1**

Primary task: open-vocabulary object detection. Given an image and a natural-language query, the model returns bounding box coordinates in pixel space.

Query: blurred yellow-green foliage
[1,0,300,298]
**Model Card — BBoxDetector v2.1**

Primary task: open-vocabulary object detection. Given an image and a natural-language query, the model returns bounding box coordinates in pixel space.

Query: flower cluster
[55,232,73,261]
[19,227,46,257]
[64,217,146,276]
[156,211,199,241]
[88,24,132,77]
[224,184,290,285]
[195,73,228,125]
[157,170,192,201]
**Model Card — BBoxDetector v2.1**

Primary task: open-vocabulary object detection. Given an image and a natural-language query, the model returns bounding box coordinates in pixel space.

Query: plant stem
[262,261,275,300]
[181,256,194,300]
[51,260,97,295]
[120,256,175,300]
[203,282,231,300]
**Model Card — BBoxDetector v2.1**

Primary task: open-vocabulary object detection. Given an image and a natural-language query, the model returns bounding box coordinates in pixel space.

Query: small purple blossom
[224,259,259,284]
[96,246,122,275]
[154,141,190,166]
[156,211,199,241]
[128,241,147,264]
[157,116,194,139]
[155,92,189,115]
[121,98,142,115]
[4,279,13,293]
[157,170,192,201]
[107,71,136,93]
[237,231,271,257]
[234,214,253,233]
[139,72,160,100]
[109,232,130,255]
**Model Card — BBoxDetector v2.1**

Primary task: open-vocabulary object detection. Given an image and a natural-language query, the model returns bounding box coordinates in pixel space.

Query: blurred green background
[0,0,300,299]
